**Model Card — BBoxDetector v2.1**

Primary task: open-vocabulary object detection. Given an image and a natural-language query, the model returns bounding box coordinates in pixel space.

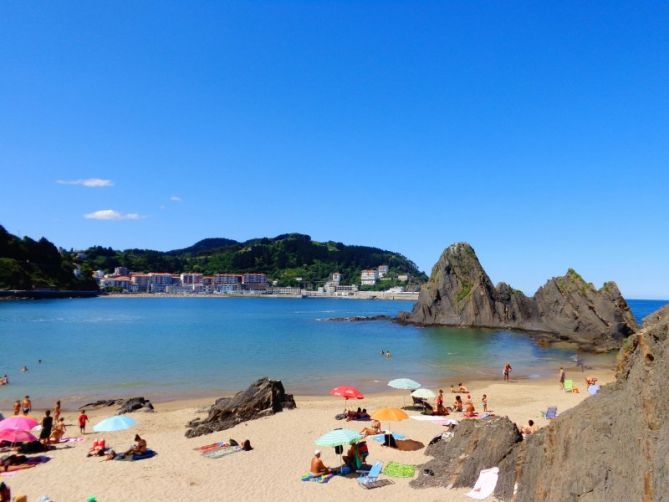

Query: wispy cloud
[170,196,182,203]
[57,178,114,187]
[84,209,145,221]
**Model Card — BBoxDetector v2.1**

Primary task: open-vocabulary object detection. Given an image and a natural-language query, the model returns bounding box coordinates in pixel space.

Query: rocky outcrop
[410,417,521,490]
[399,242,638,351]
[185,378,296,438]
[511,303,669,501]
[410,303,669,501]
[79,397,154,414]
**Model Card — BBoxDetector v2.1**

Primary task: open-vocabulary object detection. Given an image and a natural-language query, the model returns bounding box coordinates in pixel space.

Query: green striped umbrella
[314,428,363,448]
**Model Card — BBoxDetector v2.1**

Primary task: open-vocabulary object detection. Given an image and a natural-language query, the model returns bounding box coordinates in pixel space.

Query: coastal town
[95,264,419,300]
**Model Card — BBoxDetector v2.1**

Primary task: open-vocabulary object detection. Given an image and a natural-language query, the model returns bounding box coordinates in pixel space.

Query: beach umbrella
[411,388,436,400]
[0,416,39,431]
[371,407,409,422]
[314,428,363,448]
[0,427,37,443]
[387,378,421,390]
[93,415,137,433]
[330,385,364,406]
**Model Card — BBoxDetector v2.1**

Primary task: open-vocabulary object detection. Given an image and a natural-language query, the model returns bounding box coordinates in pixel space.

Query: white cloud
[57,178,114,187]
[170,196,182,203]
[84,209,145,221]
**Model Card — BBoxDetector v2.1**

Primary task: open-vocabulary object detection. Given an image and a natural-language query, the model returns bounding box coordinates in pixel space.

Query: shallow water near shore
[0,297,662,408]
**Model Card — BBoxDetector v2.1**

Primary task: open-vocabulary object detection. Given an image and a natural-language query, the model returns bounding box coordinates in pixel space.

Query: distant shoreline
[101,291,420,301]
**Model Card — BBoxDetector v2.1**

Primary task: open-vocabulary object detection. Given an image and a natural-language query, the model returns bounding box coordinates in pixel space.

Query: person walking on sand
[559,367,566,389]
[78,410,89,435]
[503,362,512,382]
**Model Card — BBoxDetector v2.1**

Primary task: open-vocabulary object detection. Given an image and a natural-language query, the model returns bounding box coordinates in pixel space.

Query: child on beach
[482,394,488,412]
[13,400,20,416]
[21,396,31,415]
[78,410,89,435]
[559,367,566,389]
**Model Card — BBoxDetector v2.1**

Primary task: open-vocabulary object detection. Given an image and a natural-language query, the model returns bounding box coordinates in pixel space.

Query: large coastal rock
[79,397,154,414]
[399,242,638,351]
[511,303,669,501]
[185,378,296,438]
[410,417,521,490]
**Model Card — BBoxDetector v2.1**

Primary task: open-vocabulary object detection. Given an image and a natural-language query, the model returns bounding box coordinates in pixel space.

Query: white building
[398,274,409,282]
[377,265,389,278]
[180,273,203,285]
[361,269,379,286]
[331,272,342,285]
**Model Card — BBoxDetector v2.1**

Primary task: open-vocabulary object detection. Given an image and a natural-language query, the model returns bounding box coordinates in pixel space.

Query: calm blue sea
[0,297,665,408]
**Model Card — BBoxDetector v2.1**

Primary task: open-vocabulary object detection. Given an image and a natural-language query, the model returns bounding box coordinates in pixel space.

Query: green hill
[0,225,98,291]
[83,233,426,288]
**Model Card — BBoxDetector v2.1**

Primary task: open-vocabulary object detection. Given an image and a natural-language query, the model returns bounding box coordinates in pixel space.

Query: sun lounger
[564,379,574,392]
[541,406,558,419]
[358,461,392,489]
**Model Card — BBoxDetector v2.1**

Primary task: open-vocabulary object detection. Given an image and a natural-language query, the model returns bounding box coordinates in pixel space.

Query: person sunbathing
[521,420,536,436]
[87,439,107,457]
[360,419,381,436]
[463,401,476,417]
[346,408,362,421]
[453,395,464,412]
[457,383,469,393]
[310,450,330,476]
[123,435,147,457]
[49,418,66,444]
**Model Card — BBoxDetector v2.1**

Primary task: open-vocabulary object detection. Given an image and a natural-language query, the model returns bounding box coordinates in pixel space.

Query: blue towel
[371,433,405,443]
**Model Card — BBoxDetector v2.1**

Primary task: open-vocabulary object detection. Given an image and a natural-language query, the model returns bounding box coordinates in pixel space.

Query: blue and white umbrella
[93,415,137,433]
[388,378,421,390]
[314,428,363,448]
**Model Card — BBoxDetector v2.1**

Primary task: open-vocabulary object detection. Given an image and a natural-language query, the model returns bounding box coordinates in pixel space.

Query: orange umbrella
[371,407,409,422]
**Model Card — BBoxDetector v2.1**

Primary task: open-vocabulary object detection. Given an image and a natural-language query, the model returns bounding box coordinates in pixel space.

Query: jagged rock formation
[398,242,638,351]
[510,303,669,501]
[79,397,154,414]
[410,304,669,500]
[410,417,521,490]
[185,378,296,438]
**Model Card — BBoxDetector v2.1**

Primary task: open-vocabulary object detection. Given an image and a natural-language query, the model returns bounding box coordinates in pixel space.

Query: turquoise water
[0,297,663,408]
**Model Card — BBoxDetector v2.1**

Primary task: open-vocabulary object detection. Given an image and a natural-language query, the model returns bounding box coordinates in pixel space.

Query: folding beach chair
[358,461,393,489]
[563,379,574,392]
[541,406,558,419]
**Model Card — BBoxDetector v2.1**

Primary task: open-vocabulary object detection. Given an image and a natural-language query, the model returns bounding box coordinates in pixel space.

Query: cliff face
[399,242,638,351]
[510,304,669,501]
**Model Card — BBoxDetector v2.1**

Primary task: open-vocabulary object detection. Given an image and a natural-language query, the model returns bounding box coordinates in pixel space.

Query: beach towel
[466,467,499,500]
[564,379,574,392]
[202,445,241,459]
[193,441,228,452]
[541,406,558,419]
[383,462,416,478]
[395,439,424,451]
[370,433,405,443]
[58,437,85,444]
[132,450,156,461]
[301,472,335,484]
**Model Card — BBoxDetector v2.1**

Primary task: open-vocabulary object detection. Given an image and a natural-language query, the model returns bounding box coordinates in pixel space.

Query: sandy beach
[0,371,614,501]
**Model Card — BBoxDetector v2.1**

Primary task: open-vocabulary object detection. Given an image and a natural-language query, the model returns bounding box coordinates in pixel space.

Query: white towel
[466,467,499,500]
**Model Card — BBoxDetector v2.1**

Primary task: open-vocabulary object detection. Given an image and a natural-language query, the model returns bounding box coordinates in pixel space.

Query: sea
[0,297,665,409]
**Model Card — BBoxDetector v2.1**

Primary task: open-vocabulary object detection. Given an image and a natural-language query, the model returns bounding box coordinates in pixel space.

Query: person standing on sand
[21,396,31,415]
[503,362,512,382]
[559,367,566,389]
[39,410,53,445]
[482,394,488,413]
[53,400,61,421]
[78,410,89,435]
[13,401,20,415]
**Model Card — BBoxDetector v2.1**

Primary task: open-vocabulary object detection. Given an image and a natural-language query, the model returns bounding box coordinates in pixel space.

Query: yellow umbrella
[371,407,409,422]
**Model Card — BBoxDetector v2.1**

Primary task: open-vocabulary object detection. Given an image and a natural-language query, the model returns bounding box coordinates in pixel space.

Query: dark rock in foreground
[410,417,521,491]
[398,242,638,351]
[79,397,154,414]
[185,377,296,438]
[512,303,669,501]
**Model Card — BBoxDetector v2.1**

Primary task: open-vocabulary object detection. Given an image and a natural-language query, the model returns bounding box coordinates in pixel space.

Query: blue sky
[0,2,667,299]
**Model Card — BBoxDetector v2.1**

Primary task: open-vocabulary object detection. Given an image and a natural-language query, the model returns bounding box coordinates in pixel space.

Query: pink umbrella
[0,416,39,431]
[0,427,37,443]
[330,385,364,401]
